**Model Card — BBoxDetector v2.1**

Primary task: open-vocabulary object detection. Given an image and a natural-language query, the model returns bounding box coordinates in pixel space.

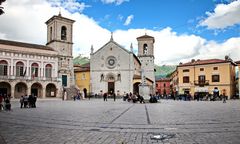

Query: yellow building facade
[74,63,90,94]
[236,61,240,96]
[177,58,236,99]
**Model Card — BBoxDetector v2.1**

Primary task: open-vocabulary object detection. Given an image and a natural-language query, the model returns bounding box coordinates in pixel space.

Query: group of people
[0,94,11,111]
[123,92,145,103]
[20,95,37,108]
[103,92,116,101]
[73,89,88,101]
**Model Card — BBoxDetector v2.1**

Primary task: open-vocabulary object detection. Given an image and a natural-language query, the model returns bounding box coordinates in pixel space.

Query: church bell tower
[46,13,75,88]
[137,34,155,94]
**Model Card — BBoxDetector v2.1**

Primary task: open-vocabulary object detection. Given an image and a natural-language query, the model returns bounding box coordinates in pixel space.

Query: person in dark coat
[23,95,28,108]
[28,95,33,108]
[103,93,107,101]
[4,97,11,110]
[32,95,37,108]
[113,93,116,101]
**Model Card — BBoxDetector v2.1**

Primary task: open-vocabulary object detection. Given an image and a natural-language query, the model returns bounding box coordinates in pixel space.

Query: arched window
[31,63,39,78]
[100,74,104,81]
[50,27,53,41]
[117,74,121,81]
[0,60,8,76]
[16,61,24,77]
[107,74,115,82]
[61,26,67,40]
[143,44,148,54]
[45,64,52,78]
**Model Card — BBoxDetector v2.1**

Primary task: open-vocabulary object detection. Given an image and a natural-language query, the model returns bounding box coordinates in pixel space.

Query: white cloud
[117,14,124,21]
[0,0,239,66]
[124,15,134,26]
[48,0,91,13]
[101,0,129,5]
[200,0,240,29]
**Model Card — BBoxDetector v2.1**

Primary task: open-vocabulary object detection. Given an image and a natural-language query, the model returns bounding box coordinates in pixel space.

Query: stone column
[10,58,14,76]
[27,85,31,96]
[11,84,15,99]
[26,59,29,77]
[42,88,46,98]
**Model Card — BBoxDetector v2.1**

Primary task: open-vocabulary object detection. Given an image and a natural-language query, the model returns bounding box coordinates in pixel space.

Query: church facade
[0,14,75,98]
[90,34,155,96]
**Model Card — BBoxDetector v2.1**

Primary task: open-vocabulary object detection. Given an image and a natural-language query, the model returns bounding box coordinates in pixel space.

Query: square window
[183,76,189,83]
[212,75,220,82]
[213,67,218,70]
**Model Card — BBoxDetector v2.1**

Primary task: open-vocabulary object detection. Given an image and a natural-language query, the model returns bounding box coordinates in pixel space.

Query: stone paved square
[0,99,240,144]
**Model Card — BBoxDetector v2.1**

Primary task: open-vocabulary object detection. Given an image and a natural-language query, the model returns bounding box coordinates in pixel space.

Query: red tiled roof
[137,34,154,39]
[74,62,90,72]
[136,34,155,43]
[178,59,234,67]
[156,78,171,81]
[235,61,240,64]
[0,39,55,51]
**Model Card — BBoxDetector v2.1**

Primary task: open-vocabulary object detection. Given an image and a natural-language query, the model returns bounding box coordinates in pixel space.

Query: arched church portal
[107,74,115,94]
[133,82,140,94]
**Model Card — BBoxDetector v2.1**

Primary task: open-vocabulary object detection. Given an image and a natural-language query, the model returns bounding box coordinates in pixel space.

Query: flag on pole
[32,68,35,79]
[23,67,27,76]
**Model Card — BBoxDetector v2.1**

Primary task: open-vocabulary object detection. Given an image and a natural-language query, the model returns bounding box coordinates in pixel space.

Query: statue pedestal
[139,84,150,100]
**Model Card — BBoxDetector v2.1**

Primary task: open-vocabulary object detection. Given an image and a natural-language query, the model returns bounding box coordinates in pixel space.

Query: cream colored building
[0,13,75,98]
[236,61,240,96]
[177,58,236,99]
[90,34,155,96]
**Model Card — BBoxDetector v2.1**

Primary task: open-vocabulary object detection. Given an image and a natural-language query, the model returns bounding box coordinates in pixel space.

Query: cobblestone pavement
[0,99,240,144]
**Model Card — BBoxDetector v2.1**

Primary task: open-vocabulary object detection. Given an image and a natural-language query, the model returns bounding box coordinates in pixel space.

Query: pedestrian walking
[32,95,37,108]
[23,95,28,108]
[103,93,107,101]
[223,94,226,103]
[4,97,11,110]
[20,96,24,108]
[113,92,116,101]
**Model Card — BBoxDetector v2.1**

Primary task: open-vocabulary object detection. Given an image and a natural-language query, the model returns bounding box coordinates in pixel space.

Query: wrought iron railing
[194,80,209,86]
[0,75,58,82]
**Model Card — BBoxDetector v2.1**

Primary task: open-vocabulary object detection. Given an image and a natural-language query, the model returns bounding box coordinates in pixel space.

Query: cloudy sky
[0,0,240,65]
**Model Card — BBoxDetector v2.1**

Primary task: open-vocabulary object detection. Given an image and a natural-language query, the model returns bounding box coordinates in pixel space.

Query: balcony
[194,80,209,86]
[0,75,58,82]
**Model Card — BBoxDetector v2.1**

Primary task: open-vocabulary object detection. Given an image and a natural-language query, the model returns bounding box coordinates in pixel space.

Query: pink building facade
[156,78,171,95]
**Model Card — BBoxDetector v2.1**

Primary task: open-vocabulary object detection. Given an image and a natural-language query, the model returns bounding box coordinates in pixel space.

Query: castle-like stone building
[0,13,75,98]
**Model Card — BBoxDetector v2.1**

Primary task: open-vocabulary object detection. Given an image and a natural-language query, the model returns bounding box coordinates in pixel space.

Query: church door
[108,82,114,94]
[62,75,67,87]
[133,82,140,94]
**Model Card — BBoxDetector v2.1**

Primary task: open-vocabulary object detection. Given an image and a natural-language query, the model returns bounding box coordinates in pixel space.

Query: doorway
[133,82,140,94]
[0,88,7,96]
[31,89,38,97]
[108,82,114,94]
[62,75,67,87]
